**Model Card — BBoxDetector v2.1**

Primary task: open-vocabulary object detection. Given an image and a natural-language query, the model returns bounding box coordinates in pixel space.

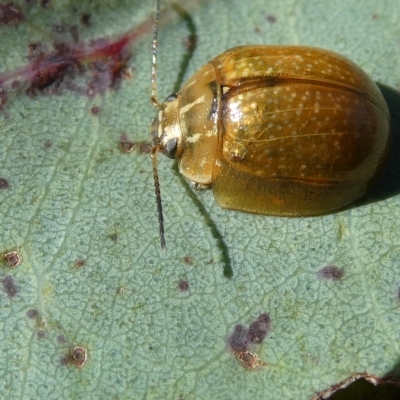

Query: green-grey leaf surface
[1,1,400,399]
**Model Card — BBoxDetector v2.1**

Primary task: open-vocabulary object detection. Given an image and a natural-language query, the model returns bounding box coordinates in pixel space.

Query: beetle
[149,1,390,249]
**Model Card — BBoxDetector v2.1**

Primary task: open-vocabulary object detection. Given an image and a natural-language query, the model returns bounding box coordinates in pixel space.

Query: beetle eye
[164,138,178,159]
[164,93,178,102]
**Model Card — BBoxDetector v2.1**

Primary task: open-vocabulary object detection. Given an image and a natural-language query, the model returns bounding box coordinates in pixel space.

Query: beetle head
[151,93,183,160]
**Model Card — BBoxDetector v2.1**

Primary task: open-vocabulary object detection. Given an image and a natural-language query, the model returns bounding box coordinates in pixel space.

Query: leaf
[1,0,400,399]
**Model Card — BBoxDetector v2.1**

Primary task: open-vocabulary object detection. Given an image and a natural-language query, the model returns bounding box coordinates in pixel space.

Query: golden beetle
[149,2,390,249]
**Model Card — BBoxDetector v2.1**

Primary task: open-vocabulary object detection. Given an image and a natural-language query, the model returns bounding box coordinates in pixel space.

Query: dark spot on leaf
[27,309,39,319]
[59,355,69,365]
[183,256,193,265]
[57,335,67,344]
[254,27,261,34]
[70,25,79,43]
[60,346,88,368]
[0,177,9,189]
[90,106,100,115]
[110,233,118,241]
[0,88,8,110]
[119,141,136,153]
[228,313,271,368]
[372,14,379,20]
[80,13,91,26]
[229,313,271,351]
[178,280,189,291]
[40,0,51,8]
[0,3,25,26]
[37,330,46,339]
[247,313,271,344]
[2,275,17,297]
[228,324,249,352]
[4,250,21,267]
[266,15,277,24]
[318,265,344,281]
[44,140,53,148]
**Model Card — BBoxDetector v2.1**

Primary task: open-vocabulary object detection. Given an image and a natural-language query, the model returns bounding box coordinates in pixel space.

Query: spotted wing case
[204,46,390,216]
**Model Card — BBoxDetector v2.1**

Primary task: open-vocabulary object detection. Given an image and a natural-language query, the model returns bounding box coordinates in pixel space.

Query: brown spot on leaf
[71,346,88,368]
[90,106,100,115]
[74,259,86,268]
[183,256,193,265]
[4,251,21,267]
[235,350,266,370]
[119,135,136,153]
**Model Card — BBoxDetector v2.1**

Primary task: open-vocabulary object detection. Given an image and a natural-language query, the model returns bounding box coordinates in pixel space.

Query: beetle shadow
[171,163,234,279]
[170,3,197,94]
[354,83,400,208]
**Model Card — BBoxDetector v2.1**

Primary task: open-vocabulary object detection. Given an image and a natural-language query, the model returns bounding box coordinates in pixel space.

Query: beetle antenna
[151,0,162,108]
[150,0,166,250]
[151,146,166,250]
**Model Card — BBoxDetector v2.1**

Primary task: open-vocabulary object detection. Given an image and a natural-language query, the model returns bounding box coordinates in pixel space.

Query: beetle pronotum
[149,0,390,249]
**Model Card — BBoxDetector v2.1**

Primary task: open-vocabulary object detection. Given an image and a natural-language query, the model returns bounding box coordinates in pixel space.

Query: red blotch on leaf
[0,3,25,26]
